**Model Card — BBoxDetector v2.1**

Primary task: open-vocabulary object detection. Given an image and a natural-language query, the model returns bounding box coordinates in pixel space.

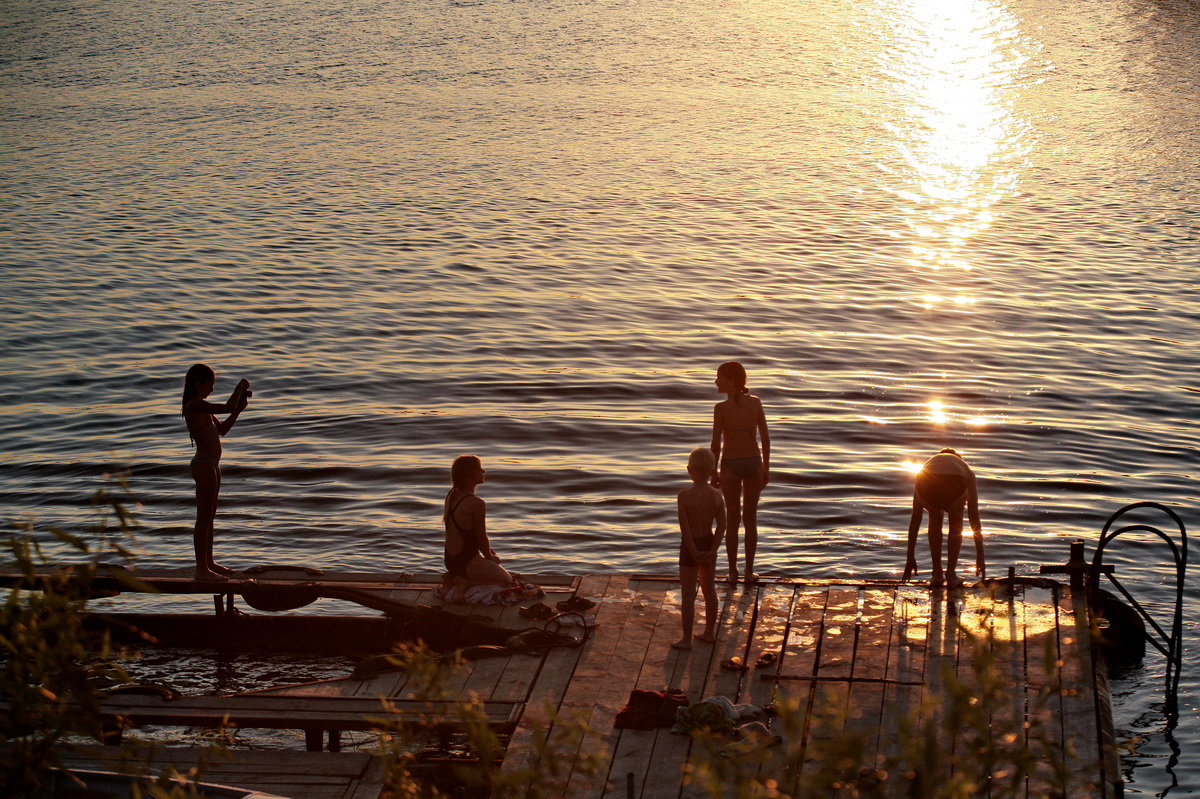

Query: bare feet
[194,567,229,581]
[727,569,739,585]
[210,563,239,576]
[671,639,692,650]
[744,573,760,586]
[694,632,716,644]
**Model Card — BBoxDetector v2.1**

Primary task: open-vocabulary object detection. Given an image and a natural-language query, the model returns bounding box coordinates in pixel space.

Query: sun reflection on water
[870,0,1041,300]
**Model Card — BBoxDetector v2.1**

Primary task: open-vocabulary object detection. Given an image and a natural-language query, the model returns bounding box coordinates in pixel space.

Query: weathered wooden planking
[58,745,379,799]
[632,581,737,799]
[842,587,897,777]
[1056,584,1108,799]
[758,585,825,791]
[499,574,611,786]
[793,587,861,794]
[584,578,676,798]
[1024,585,1068,798]
[92,693,519,735]
[345,755,388,799]
[552,575,641,795]
[708,583,767,701]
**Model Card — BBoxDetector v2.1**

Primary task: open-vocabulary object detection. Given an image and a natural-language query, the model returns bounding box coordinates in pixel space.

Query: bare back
[714,394,765,458]
[678,483,725,543]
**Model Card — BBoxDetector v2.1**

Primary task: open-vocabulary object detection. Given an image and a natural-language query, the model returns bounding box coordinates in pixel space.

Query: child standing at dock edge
[711,361,770,585]
[903,448,986,587]
[672,447,725,650]
[182,363,251,581]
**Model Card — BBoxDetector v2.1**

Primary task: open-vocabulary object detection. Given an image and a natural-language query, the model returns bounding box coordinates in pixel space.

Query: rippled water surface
[2,0,1197,791]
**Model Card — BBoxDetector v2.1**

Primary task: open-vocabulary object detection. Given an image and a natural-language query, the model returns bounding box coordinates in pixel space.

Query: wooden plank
[875,585,932,799]
[93,693,519,730]
[551,575,641,795]
[344,754,387,799]
[580,578,673,798]
[764,587,830,793]
[490,650,545,703]
[59,746,377,799]
[842,587,896,779]
[1056,584,1106,798]
[631,582,753,799]
[499,574,611,786]
[461,651,513,700]
[1024,585,1066,798]
[983,583,1029,798]
[794,587,861,794]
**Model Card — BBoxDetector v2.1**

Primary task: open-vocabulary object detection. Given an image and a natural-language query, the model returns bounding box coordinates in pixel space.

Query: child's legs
[679,565,699,637]
[697,562,718,635]
[191,462,220,567]
[945,505,965,577]
[721,479,743,572]
[927,509,945,578]
[741,473,764,574]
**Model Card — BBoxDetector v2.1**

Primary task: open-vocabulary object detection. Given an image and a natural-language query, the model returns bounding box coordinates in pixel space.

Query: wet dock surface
[9,569,1120,797]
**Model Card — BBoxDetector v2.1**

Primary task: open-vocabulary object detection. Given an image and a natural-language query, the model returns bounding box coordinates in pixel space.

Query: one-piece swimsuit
[444,493,480,577]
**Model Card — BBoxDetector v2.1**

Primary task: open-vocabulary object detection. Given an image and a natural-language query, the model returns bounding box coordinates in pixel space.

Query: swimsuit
[916,472,967,511]
[680,533,715,568]
[190,456,220,468]
[721,455,762,480]
[444,493,481,577]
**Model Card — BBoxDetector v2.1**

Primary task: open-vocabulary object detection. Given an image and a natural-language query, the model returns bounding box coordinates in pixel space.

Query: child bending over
[903,448,985,587]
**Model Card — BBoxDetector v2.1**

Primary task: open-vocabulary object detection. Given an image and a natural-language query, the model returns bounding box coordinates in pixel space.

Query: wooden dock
[8,569,1122,798]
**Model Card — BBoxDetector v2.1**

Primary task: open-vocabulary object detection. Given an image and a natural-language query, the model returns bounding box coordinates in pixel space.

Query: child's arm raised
[216,380,250,435]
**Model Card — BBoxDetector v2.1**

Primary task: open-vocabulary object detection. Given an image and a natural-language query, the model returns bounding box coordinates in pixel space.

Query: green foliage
[370,643,607,798]
[1,473,222,798]
[682,604,1070,799]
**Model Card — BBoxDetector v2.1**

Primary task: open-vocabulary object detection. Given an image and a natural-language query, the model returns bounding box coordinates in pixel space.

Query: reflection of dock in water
[2,568,1121,798]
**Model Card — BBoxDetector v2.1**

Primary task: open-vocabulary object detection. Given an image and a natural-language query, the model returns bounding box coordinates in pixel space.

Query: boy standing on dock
[673,447,725,650]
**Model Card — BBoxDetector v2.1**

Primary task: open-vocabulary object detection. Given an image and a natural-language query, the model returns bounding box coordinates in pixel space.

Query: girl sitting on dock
[673,447,725,650]
[710,361,771,586]
[182,363,251,581]
[903,448,986,587]
[443,455,514,591]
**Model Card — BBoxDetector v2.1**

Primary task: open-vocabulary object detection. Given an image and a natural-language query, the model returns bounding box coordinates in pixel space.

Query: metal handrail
[1088,502,1187,719]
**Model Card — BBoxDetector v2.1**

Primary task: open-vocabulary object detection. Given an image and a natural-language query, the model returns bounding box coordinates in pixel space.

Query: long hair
[718,361,749,405]
[182,363,215,445]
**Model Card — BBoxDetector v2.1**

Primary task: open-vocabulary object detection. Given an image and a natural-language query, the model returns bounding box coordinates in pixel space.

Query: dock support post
[303,729,342,751]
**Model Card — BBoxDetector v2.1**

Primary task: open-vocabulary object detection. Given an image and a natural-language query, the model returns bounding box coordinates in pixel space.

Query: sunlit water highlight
[1,0,1197,790]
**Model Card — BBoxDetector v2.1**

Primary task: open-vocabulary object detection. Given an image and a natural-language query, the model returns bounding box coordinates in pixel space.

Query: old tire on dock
[240,565,324,611]
[1089,587,1146,676]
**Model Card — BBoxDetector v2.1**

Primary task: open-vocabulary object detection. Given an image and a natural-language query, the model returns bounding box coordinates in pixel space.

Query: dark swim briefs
[916,472,967,512]
[721,455,762,480]
[680,533,716,568]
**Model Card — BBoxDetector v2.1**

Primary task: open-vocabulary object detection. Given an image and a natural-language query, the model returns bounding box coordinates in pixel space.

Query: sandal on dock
[754,651,778,668]
[519,602,555,620]
[720,657,748,673]
[556,596,596,612]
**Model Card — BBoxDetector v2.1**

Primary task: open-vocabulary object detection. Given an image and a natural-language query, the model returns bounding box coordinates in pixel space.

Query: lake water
[1,0,1197,791]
